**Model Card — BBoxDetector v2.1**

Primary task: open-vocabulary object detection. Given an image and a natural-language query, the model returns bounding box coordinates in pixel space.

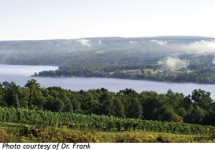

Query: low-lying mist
[158,57,189,71]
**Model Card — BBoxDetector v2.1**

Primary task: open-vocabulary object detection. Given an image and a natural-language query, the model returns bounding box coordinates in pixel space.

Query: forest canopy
[0,79,215,126]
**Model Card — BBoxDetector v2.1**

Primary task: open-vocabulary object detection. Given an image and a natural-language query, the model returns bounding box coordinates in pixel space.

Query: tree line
[34,55,215,84]
[0,79,215,126]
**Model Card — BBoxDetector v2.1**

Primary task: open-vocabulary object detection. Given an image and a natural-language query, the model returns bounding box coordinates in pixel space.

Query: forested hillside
[1,36,215,83]
[0,37,215,83]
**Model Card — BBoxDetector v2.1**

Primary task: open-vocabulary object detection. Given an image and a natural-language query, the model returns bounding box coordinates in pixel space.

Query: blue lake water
[0,64,215,99]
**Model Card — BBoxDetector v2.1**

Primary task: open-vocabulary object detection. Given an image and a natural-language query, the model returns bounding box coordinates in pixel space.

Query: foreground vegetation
[1,80,215,126]
[1,107,215,135]
[0,117,215,143]
[1,126,215,143]
[1,79,215,142]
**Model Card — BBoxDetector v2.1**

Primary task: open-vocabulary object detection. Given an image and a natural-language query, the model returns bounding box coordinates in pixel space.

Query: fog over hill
[1,36,215,83]
[0,36,215,66]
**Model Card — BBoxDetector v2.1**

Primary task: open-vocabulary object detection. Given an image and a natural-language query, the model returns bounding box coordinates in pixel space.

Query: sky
[0,0,215,40]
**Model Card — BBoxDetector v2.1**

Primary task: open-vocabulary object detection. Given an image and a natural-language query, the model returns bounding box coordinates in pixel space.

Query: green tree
[191,89,213,110]
[113,97,125,118]
[189,106,206,124]
[126,98,143,119]
[2,82,20,108]
[25,79,41,108]
[98,92,114,116]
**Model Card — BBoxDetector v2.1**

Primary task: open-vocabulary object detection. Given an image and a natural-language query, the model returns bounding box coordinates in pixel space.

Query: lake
[0,64,215,99]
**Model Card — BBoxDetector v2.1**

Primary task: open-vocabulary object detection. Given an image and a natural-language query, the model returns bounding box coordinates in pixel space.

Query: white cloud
[150,40,167,46]
[182,40,215,53]
[77,39,91,47]
[158,57,188,71]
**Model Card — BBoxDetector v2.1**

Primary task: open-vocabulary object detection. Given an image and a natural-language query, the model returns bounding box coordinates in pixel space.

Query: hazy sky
[1,0,215,40]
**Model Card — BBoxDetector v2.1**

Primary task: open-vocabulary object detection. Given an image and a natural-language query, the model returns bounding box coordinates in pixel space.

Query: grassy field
[0,122,214,143]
